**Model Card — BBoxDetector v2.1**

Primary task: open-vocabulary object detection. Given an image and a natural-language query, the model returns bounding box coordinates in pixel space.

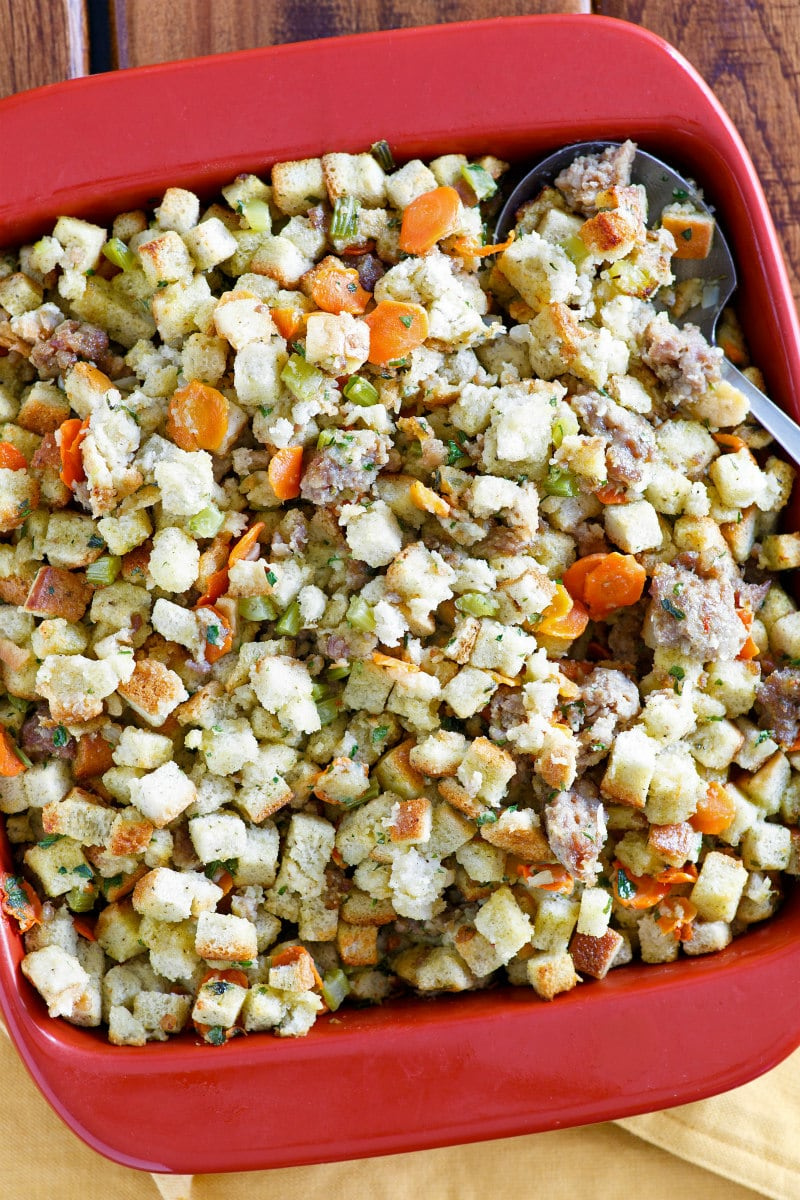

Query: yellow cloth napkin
[0,1011,793,1199]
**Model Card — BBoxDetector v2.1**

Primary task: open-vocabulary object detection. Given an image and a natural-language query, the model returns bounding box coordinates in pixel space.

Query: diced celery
[330,195,359,241]
[326,664,351,681]
[461,163,497,202]
[561,234,590,267]
[343,375,379,407]
[275,600,302,636]
[316,698,341,726]
[311,682,333,702]
[238,595,277,622]
[455,592,498,618]
[242,198,271,232]
[281,353,325,403]
[543,467,579,497]
[317,428,336,449]
[66,885,96,913]
[321,968,351,1012]
[188,505,225,538]
[551,411,580,448]
[370,140,395,172]
[86,555,122,586]
[102,237,137,272]
[346,595,375,632]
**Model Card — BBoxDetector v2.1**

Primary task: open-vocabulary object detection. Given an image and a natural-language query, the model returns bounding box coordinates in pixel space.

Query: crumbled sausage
[644,558,745,660]
[572,391,656,486]
[544,789,607,884]
[642,319,722,405]
[756,668,800,749]
[299,432,388,506]
[554,140,636,214]
[577,667,640,767]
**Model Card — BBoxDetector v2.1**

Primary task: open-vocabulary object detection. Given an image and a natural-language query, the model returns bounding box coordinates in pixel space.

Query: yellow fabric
[0,1000,794,1200]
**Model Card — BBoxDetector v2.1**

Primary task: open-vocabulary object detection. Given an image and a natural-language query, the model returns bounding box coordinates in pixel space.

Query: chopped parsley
[52,725,68,748]
[755,729,774,745]
[668,665,685,694]
[616,866,636,901]
[660,597,686,620]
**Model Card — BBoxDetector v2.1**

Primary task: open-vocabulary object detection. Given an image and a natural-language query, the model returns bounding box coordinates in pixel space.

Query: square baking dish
[1,14,800,1175]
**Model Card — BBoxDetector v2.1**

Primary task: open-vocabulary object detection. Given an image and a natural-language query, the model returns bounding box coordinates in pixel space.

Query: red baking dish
[1,13,800,1175]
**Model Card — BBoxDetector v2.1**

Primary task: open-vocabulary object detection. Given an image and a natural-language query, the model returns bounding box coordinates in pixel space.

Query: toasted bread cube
[0,271,43,315]
[453,926,503,977]
[409,730,467,778]
[133,867,222,923]
[474,885,532,964]
[374,738,426,799]
[339,890,396,928]
[758,532,800,571]
[108,1004,148,1046]
[455,838,506,883]
[322,152,386,206]
[137,230,193,286]
[195,911,257,962]
[392,944,475,992]
[741,822,792,871]
[337,920,379,967]
[270,157,326,216]
[441,666,498,719]
[335,795,394,866]
[456,736,516,806]
[661,206,715,259]
[604,499,662,554]
[576,886,613,938]
[425,801,474,859]
[480,807,552,862]
[388,796,432,845]
[240,984,284,1031]
[21,945,91,1018]
[17,381,71,434]
[709,449,764,509]
[184,217,238,270]
[24,837,92,897]
[192,977,247,1028]
[41,788,115,844]
[690,850,747,922]
[139,917,200,982]
[155,187,200,233]
[438,777,485,820]
[740,751,790,815]
[118,659,189,727]
[97,508,152,557]
[526,951,580,1000]
[298,897,340,942]
[646,747,704,824]
[188,813,248,864]
[112,726,173,771]
[601,727,658,810]
[249,235,312,287]
[647,821,698,867]
[570,928,624,978]
[132,991,192,1040]
[53,215,106,272]
[735,719,779,772]
[682,920,732,955]
[95,900,143,963]
[231,825,281,888]
[273,812,335,898]
[637,913,680,963]
[688,717,745,771]
[107,809,154,858]
[128,761,196,827]
[531,894,581,954]
[716,783,761,848]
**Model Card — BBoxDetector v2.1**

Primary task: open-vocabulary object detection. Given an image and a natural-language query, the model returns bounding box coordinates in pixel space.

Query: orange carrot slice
[228,521,265,567]
[167,380,229,453]
[200,604,234,663]
[0,872,41,933]
[399,186,462,256]
[713,432,747,451]
[195,566,229,609]
[452,231,516,259]
[537,584,590,640]
[364,300,429,365]
[612,861,672,910]
[58,417,89,488]
[270,307,305,341]
[308,263,370,315]
[595,483,629,505]
[582,554,647,620]
[0,728,26,777]
[690,782,736,835]
[0,442,27,471]
[267,447,304,501]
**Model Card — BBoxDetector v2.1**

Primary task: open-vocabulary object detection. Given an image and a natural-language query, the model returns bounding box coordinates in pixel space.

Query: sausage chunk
[544,789,607,884]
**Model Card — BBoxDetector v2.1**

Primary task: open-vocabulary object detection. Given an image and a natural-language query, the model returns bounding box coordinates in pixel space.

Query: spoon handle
[721,358,800,466]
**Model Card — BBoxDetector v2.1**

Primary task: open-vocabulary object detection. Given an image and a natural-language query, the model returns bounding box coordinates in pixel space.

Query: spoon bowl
[495,142,800,460]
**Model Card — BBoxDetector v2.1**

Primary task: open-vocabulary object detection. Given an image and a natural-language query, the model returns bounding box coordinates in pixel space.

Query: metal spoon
[494,141,800,460]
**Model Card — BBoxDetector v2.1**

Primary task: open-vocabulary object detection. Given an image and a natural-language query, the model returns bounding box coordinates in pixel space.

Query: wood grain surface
[0,0,87,97]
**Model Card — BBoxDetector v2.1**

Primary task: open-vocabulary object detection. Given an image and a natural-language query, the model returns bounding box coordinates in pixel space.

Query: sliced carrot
[201,967,251,989]
[516,863,575,894]
[267,447,304,501]
[364,300,429,365]
[195,566,230,609]
[713,432,747,451]
[270,944,323,989]
[0,727,26,777]
[656,896,697,941]
[200,604,234,663]
[737,636,760,661]
[0,441,28,471]
[582,554,647,620]
[399,186,462,256]
[72,915,97,942]
[228,521,265,567]
[0,873,41,933]
[58,416,89,488]
[595,483,629,505]
[451,230,516,259]
[537,584,590,640]
[308,262,370,315]
[690,781,736,835]
[562,553,608,605]
[655,863,698,886]
[612,861,672,910]
[167,379,229,453]
[270,307,305,341]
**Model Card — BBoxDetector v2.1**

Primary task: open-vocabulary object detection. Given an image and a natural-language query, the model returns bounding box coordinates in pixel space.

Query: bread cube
[128,761,196,827]
[637,913,680,963]
[108,1004,148,1046]
[647,821,698,867]
[232,825,281,888]
[740,751,790,815]
[298,896,340,941]
[24,837,92,897]
[41,788,115,844]
[474,885,532,964]
[189,813,248,864]
[21,945,90,1018]
[741,822,792,871]
[95,900,143,963]
[769,611,800,659]
[690,850,748,921]
[456,737,516,806]
[600,727,658,810]
[531,893,581,953]
[107,809,154,858]
[388,796,432,845]
[480,807,551,862]
[195,911,257,961]
[604,499,662,554]
[646,747,704,824]
[392,944,475,992]
[576,886,612,938]
[455,839,507,883]
[526,951,580,1000]
[682,920,733,955]
[409,730,467,777]
[454,926,504,977]
[570,927,624,978]
[273,813,335,898]
[270,157,326,216]
[688,718,745,770]
[133,867,222,922]
[118,659,189,727]
[139,917,200,982]
[191,977,247,1028]
[322,152,386,206]
[441,666,498,719]
[155,187,200,233]
[336,921,379,967]
[112,726,173,770]
[335,795,395,866]
[184,217,238,270]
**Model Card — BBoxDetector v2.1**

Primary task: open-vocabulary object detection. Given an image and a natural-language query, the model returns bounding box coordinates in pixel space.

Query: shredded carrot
[0,727,26,777]
[612,861,672,909]
[267,447,304,501]
[713,432,747,451]
[409,479,450,517]
[0,872,41,933]
[195,566,229,609]
[399,186,462,256]
[58,416,89,488]
[564,551,646,620]
[372,651,420,672]
[595,483,629,505]
[452,230,516,259]
[270,307,305,341]
[308,262,370,315]
[690,781,736,835]
[104,865,148,903]
[167,379,230,453]
[228,521,265,567]
[737,636,760,661]
[364,300,429,365]
[656,896,697,941]
[655,863,698,886]
[516,863,575,894]
[0,441,27,471]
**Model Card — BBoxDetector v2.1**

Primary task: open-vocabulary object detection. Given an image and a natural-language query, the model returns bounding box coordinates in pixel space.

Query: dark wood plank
[598,1,800,302]
[111,0,590,68]
[0,0,88,98]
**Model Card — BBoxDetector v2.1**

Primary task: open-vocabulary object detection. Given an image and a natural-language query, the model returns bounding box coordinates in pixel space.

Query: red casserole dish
[1,13,800,1175]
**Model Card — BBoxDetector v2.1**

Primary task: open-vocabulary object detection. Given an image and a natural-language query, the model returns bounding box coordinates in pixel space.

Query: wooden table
[0,0,798,306]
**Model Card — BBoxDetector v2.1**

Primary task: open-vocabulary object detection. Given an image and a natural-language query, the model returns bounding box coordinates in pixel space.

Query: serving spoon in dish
[494,141,800,461]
